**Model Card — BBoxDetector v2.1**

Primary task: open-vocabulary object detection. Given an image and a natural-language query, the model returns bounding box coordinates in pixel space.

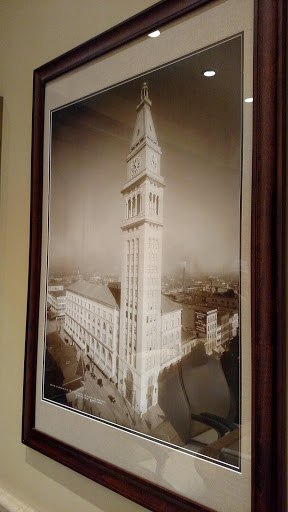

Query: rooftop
[67,280,120,309]
[161,295,182,314]
[67,281,182,314]
[193,305,217,314]
[48,290,66,298]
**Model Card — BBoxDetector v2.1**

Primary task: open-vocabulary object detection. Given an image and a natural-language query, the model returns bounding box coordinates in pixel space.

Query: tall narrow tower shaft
[118,83,164,414]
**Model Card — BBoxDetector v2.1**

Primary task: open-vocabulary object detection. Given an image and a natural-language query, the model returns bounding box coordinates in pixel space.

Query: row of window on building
[66,317,114,369]
[66,316,114,349]
[126,238,139,254]
[67,303,114,333]
[163,317,180,330]
[162,330,180,344]
[125,193,161,219]
[66,293,113,321]
[161,345,181,364]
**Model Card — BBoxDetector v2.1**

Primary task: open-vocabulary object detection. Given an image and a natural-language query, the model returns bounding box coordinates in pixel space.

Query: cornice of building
[121,218,164,230]
[121,171,165,194]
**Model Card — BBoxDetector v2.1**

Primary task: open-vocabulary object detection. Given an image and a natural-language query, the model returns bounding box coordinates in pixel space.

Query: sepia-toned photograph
[43,35,242,470]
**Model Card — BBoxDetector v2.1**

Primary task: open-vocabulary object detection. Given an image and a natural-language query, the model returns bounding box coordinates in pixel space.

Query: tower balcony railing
[121,211,163,229]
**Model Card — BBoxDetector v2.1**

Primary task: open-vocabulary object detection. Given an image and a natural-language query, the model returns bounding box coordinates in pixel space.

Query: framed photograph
[22,1,286,511]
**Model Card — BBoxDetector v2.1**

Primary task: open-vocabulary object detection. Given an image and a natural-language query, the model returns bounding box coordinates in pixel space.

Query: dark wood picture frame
[22,1,286,511]
[0,96,3,179]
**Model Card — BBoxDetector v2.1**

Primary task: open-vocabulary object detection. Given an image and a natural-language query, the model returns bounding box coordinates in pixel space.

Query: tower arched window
[132,196,136,216]
[156,196,159,215]
[153,194,156,212]
[136,193,141,214]
[149,192,152,212]
[128,198,131,218]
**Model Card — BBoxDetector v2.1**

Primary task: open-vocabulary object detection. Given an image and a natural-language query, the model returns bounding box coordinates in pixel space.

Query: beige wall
[0,1,156,511]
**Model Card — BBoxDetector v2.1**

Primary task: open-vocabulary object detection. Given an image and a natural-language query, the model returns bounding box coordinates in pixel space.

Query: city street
[46,326,166,436]
[81,364,138,429]
[80,365,183,446]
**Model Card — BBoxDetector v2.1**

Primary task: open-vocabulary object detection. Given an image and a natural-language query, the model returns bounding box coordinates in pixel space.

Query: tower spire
[129,82,158,153]
[139,82,151,106]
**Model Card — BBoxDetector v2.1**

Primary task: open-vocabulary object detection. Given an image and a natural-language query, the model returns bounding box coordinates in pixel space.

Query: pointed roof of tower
[129,82,159,152]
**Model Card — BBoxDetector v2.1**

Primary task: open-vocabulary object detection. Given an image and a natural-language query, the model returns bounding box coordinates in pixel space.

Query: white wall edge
[0,487,38,512]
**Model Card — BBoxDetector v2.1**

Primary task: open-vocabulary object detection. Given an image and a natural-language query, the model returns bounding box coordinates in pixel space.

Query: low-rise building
[229,311,239,338]
[194,306,217,341]
[64,280,182,392]
[160,296,182,369]
[65,280,120,382]
[48,284,64,292]
[181,330,198,357]
[206,290,239,310]
[47,289,66,317]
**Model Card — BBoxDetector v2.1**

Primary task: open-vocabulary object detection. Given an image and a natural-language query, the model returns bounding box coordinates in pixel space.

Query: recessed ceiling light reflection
[148,30,160,38]
[203,70,216,77]
[245,97,253,103]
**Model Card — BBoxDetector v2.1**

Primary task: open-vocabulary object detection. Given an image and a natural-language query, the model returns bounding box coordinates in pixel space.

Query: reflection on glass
[43,35,242,470]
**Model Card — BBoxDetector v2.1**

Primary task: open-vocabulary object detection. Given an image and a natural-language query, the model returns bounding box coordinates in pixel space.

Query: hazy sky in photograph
[49,36,242,276]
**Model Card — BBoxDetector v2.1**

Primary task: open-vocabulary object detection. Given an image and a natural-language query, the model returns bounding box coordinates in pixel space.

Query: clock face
[150,154,157,172]
[131,156,141,176]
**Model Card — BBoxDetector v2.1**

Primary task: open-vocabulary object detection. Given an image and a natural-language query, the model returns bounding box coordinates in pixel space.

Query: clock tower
[118,83,164,415]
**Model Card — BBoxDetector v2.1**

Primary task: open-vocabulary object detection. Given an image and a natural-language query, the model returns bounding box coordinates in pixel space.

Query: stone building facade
[64,84,182,415]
